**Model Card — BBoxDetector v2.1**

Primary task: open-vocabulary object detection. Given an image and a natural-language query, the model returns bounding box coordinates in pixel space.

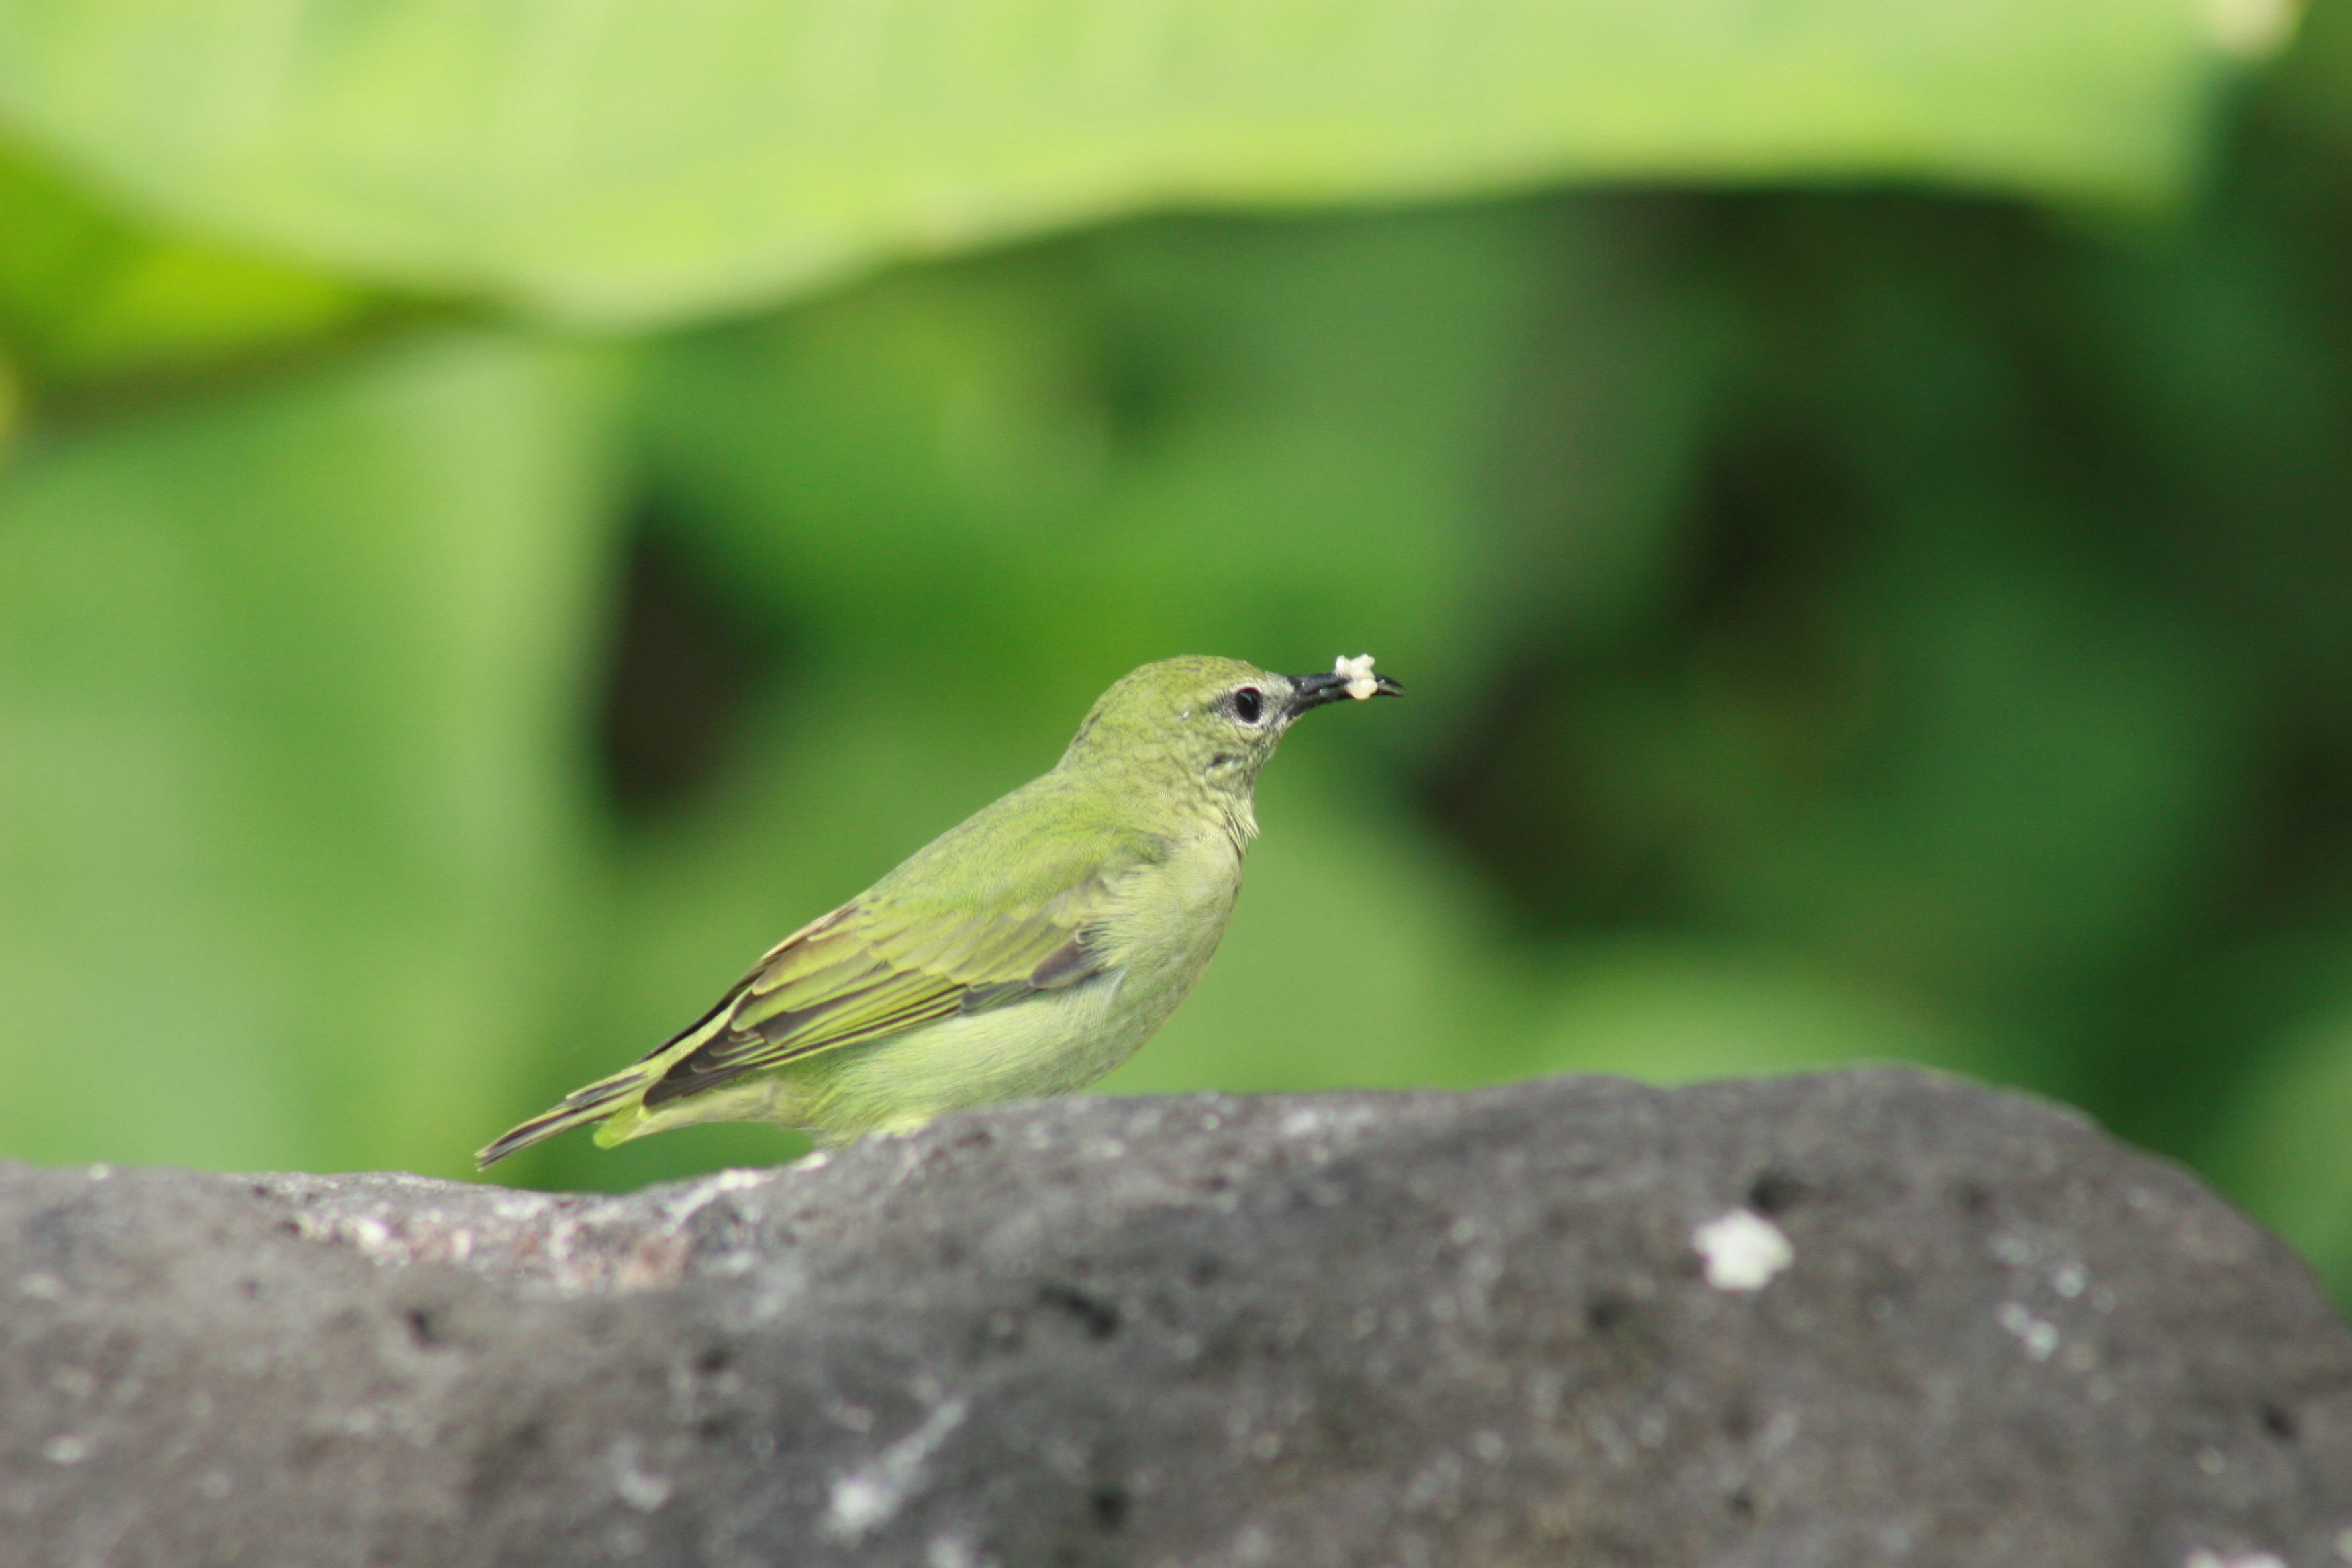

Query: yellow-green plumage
[477,654,1400,1167]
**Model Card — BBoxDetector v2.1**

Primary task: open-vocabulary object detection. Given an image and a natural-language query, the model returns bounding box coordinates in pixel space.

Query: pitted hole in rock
[403,1307,446,1349]
[1089,1485,1129,1531]
[1746,1171,1808,1216]
[1585,1291,1636,1335]
[1038,1284,1122,1340]
[1952,1180,1993,1217]
[2261,1403,2298,1442]
[693,1344,731,1376]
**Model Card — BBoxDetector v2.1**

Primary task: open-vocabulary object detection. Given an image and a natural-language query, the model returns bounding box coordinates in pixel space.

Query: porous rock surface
[4,1069,2350,1567]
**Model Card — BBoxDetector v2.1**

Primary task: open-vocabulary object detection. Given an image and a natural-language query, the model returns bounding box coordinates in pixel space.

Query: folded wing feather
[640,871,1127,1109]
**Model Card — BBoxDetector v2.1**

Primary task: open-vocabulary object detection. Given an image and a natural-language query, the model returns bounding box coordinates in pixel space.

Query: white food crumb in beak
[1692,1208,1794,1291]
[1334,653,1379,701]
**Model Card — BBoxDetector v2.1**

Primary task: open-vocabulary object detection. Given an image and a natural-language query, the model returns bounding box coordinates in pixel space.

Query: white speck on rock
[608,1438,673,1512]
[926,1536,979,1568]
[824,1399,969,1542]
[491,1192,554,1222]
[17,1271,64,1300]
[1333,653,1381,701]
[43,1435,89,1465]
[2052,1263,2087,1299]
[1692,1208,1793,1291]
[660,1167,773,1232]
[1995,1301,2060,1360]
[2186,1550,2288,1568]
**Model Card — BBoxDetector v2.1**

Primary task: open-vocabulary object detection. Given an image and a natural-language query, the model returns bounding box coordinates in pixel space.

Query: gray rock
[3,1069,2349,1567]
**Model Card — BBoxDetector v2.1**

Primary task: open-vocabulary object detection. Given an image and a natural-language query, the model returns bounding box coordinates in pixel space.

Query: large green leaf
[0,331,618,1175]
[0,144,373,389]
[0,0,2257,328]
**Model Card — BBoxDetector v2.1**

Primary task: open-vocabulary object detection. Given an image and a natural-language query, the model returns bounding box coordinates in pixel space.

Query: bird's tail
[475,1065,655,1169]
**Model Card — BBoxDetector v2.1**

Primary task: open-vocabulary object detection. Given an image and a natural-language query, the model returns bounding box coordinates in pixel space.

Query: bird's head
[1059,654,1403,789]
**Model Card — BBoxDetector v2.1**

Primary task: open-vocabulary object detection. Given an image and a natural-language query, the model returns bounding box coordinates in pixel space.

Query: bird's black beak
[1283,669,1405,717]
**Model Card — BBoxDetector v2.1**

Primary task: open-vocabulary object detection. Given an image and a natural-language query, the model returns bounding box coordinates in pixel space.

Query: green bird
[477,654,1402,1168]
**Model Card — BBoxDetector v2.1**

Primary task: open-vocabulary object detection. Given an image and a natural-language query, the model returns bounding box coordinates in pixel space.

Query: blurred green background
[4,0,2352,1300]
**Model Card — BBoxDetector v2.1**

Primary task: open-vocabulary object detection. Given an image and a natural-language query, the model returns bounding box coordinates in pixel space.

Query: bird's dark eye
[1233,687,1263,724]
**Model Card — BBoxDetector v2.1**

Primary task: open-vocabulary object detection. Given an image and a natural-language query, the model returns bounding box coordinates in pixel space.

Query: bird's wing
[637,807,1157,1110]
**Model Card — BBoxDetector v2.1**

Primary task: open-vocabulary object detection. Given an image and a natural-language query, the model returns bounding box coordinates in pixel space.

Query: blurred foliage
[0,334,620,1172]
[3,0,2351,1306]
[0,0,2250,324]
[0,145,377,389]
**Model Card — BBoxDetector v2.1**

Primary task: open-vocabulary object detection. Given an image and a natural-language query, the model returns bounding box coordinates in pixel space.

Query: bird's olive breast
[1097,828,1244,982]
